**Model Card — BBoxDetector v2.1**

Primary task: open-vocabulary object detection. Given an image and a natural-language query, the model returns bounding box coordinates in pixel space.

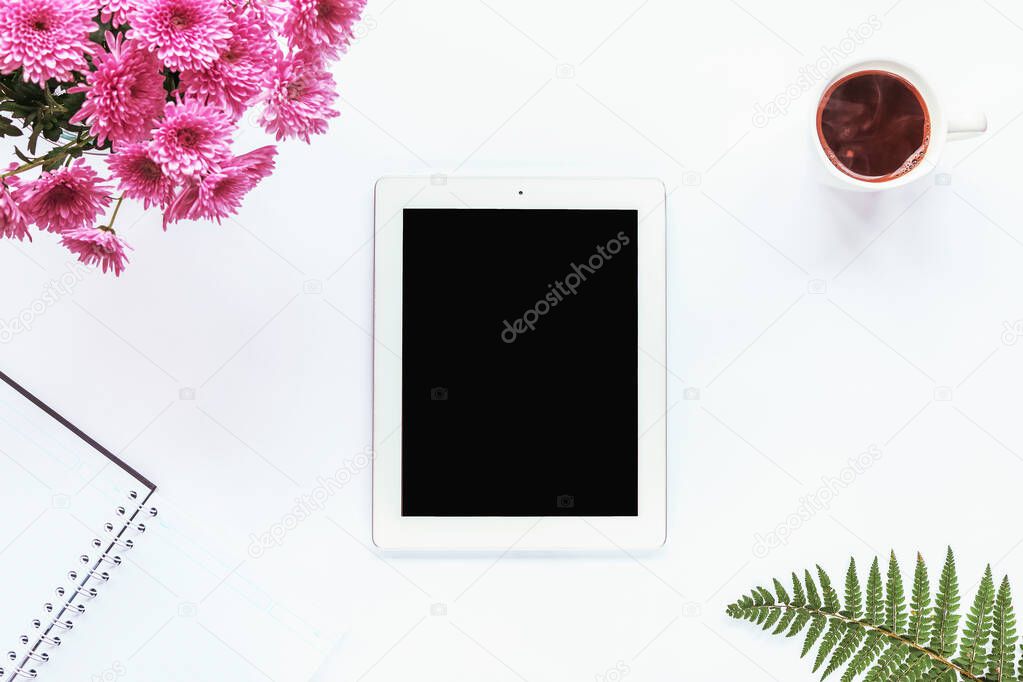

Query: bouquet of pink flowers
[0,0,365,275]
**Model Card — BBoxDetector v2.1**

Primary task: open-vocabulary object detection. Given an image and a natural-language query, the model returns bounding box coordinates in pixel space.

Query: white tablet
[373,177,666,550]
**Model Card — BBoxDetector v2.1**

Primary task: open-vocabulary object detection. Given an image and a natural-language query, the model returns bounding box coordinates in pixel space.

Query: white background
[3,0,1023,679]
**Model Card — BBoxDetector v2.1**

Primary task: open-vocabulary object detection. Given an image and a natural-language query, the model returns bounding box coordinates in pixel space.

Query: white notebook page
[0,371,332,682]
[0,373,152,682]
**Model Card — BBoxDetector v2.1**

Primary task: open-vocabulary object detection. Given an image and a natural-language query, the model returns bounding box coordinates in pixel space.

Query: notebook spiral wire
[1,490,156,681]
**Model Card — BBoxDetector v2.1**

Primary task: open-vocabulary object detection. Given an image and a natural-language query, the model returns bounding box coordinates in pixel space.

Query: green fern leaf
[802,570,827,655]
[863,641,909,681]
[763,606,782,630]
[754,586,773,625]
[885,551,908,635]
[789,609,813,638]
[787,572,812,638]
[821,565,842,612]
[929,548,961,660]
[808,569,823,609]
[989,575,1017,681]
[889,650,930,681]
[866,557,884,626]
[802,613,828,655]
[812,566,846,669]
[840,559,887,681]
[724,551,1019,682]
[845,558,865,619]
[775,577,792,603]
[774,606,797,635]
[885,553,934,682]
[794,572,808,607]
[908,552,932,644]
[765,579,789,631]
[814,618,848,674]
[843,631,885,682]
[821,560,865,678]
[823,622,865,679]
[955,565,995,675]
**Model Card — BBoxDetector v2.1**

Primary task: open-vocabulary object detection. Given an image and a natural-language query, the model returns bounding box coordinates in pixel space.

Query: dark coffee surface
[818,71,929,180]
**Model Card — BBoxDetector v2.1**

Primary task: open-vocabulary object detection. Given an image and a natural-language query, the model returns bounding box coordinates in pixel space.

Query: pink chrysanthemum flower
[239,0,277,27]
[259,51,340,143]
[148,99,234,180]
[100,0,134,26]
[108,143,176,209]
[227,145,277,182]
[0,0,96,85]
[61,225,131,276]
[1,174,31,241]
[179,10,278,118]
[164,147,275,227]
[70,32,166,148]
[17,160,113,234]
[164,167,250,225]
[281,0,365,56]
[128,0,232,71]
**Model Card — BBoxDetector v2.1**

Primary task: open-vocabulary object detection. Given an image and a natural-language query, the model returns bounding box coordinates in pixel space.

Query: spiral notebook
[0,371,337,682]
[0,371,157,681]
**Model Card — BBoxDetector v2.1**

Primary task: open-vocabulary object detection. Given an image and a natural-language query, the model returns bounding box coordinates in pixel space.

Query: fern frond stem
[758,604,983,681]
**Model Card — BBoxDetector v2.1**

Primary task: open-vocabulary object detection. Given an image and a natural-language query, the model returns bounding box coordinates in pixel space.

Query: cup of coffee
[812,59,987,190]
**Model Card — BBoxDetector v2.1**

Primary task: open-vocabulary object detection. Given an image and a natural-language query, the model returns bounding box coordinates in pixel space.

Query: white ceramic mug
[811,58,987,191]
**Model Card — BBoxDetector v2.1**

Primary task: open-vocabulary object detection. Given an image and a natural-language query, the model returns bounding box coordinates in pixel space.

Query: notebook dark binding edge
[0,369,156,492]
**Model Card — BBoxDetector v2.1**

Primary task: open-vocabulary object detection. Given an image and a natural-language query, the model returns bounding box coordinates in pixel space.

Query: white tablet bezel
[373,176,666,550]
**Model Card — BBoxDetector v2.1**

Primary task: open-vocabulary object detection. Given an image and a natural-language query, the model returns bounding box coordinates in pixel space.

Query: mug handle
[947,111,988,141]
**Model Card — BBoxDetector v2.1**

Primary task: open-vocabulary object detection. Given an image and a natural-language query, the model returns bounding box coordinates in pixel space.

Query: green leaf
[842,630,885,682]
[844,558,864,620]
[774,577,791,604]
[884,551,907,635]
[929,547,960,659]
[773,606,796,636]
[863,641,909,681]
[802,613,827,656]
[725,551,1013,682]
[807,569,823,609]
[822,621,864,679]
[890,650,932,681]
[989,575,1017,681]
[0,114,22,137]
[42,124,61,142]
[763,603,782,631]
[907,552,932,644]
[813,564,851,672]
[786,572,812,639]
[800,570,826,654]
[884,555,931,681]
[793,572,807,608]
[813,617,846,673]
[821,565,842,613]
[955,565,994,675]
[865,558,883,626]
[837,559,885,681]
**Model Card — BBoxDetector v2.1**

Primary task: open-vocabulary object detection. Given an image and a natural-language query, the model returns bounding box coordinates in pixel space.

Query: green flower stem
[1,156,48,179]
[0,137,91,179]
[104,196,125,232]
[759,603,982,681]
[42,85,66,113]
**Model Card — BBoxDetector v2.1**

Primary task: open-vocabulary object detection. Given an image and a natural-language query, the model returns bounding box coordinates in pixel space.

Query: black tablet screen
[401,209,638,516]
